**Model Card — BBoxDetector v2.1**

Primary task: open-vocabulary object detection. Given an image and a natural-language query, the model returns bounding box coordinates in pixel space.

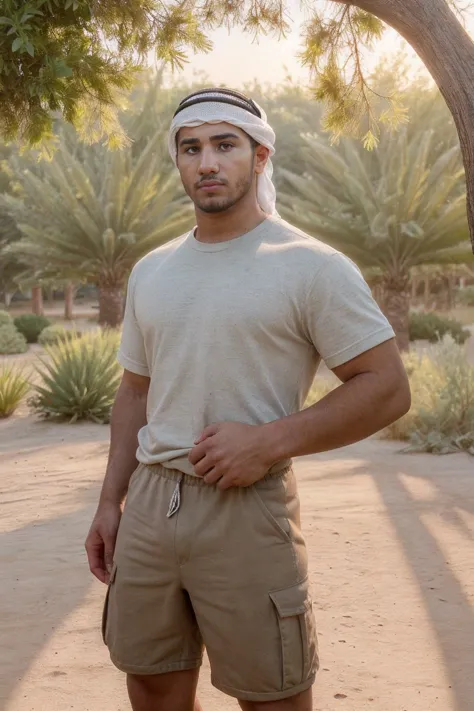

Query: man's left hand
[188,422,274,489]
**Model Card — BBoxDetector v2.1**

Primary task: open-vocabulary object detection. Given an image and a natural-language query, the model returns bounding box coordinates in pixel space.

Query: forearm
[262,372,410,462]
[99,380,148,507]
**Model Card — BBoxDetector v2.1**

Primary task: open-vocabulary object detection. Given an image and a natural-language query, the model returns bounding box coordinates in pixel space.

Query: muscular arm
[86,369,149,583]
[263,338,411,461]
[189,339,411,488]
[99,369,150,506]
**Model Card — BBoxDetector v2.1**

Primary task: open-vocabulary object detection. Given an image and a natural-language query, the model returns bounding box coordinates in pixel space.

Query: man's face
[176,122,262,214]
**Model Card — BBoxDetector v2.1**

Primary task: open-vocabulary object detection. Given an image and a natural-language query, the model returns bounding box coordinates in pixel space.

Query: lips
[197,181,225,190]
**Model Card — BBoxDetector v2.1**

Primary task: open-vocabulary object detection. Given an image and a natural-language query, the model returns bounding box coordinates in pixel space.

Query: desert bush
[0,310,13,327]
[385,336,474,454]
[458,286,474,307]
[409,312,470,345]
[0,324,28,354]
[305,371,339,407]
[0,365,29,417]
[38,325,81,346]
[13,314,51,343]
[29,330,122,423]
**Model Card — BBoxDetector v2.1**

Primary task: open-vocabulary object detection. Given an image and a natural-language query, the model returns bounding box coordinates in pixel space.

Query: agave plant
[2,124,194,327]
[279,128,471,350]
[29,330,122,423]
[0,364,29,417]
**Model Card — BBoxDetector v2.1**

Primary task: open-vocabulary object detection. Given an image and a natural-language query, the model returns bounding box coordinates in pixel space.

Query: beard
[193,172,254,214]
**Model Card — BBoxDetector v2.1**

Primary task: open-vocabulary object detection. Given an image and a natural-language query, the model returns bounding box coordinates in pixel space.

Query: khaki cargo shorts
[102,463,319,703]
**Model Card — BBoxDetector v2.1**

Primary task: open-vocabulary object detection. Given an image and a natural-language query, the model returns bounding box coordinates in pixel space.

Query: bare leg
[238,688,313,711]
[127,668,203,711]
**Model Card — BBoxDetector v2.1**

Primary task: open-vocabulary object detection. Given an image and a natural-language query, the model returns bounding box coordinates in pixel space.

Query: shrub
[13,314,51,343]
[384,336,474,454]
[0,310,13,327]
[29,330,122,423]
[0,365,29,417]
[0,324,28,354]
[305,371,339,407]
[409,312,470,345]
[458,285,474,307]
[38,325,81,346]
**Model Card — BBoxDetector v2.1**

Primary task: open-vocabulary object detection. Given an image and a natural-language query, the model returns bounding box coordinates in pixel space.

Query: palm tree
[279,129,471,350]
[2,126,193,327]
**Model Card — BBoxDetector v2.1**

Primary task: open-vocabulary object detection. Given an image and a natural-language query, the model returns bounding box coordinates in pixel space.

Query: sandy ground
[0,411,473,711]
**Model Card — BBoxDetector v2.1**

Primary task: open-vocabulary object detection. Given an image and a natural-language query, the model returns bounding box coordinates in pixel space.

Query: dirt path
[0,412,473,711]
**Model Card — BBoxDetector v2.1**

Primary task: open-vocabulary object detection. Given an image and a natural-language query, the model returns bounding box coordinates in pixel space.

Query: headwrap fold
[168,89,277,215]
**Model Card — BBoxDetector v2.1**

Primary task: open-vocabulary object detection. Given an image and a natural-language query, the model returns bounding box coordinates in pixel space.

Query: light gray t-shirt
[118,216,394,475]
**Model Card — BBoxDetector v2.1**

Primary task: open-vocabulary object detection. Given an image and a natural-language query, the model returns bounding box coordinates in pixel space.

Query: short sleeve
[305,252,395,369]
[117,269,150,377]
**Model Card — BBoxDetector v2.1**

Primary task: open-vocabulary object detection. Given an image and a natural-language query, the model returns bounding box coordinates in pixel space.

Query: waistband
[143,462,293,487]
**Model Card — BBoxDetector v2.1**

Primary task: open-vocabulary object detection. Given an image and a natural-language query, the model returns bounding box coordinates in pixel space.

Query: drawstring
[167,476,183,518]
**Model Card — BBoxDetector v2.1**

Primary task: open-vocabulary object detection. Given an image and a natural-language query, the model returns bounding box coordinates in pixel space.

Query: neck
[194,193,268,243]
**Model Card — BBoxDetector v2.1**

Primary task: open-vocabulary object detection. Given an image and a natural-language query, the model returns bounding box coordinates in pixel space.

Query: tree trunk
[64,282,74,320]
[98,284,124,328]
[348,0,474,253]
[46,285,54,306]
[3,291,12,308]
[382,274,410,351]
[31,285,44,316]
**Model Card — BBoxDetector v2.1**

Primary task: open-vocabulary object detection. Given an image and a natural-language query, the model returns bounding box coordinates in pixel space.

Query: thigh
[103,466,203,675]
[239,687,313,710]
[183,469,319,703]
[127,668,202,711]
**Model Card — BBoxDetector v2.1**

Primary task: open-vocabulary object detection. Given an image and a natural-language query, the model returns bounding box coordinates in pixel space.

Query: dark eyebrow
[209,133,240,142]
[178,132,241,148]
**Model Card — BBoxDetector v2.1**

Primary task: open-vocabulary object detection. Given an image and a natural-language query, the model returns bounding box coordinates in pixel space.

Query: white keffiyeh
[168,99,277,215]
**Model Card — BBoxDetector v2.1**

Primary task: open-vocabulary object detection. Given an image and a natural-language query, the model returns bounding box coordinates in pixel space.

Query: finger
[216,475,234,491]
[194,423,219,445]
[86,542,107,584]
[193,455,215,478]
[203,467,223,485]
[188,440,209,465]
[104,543,116,576]
[86,538,105,575]
[91,565,108,585]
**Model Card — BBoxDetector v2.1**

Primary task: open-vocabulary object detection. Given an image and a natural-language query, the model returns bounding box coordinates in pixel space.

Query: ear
[254,145,270,175]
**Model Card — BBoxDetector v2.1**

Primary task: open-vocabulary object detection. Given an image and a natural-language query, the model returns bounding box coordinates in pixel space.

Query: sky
[153,5,474,90]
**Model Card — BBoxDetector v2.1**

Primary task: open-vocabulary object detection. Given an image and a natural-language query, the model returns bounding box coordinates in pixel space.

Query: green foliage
[409,312,471,345]
[385,337,474,455]
[0,1,213,147]
[0,0,472,151]
[29,329,122,423]
[2,123,192,287]
[279,128,470,273]
[0,310,13,327]
[0,323,28,354]
[38,324,80,345]
[458,285,474,307]
[0,364,29,417]
[13,314,51,343]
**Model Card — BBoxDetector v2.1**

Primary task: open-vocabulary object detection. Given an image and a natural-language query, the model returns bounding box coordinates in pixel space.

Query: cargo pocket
[269,577,318,690]
[101,562,117,646]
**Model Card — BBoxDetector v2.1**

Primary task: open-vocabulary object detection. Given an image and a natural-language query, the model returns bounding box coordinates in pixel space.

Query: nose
[198,145,219,176]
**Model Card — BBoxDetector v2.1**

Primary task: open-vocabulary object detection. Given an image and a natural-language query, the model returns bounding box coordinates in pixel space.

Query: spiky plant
[0,365,30,417]
[30,330,122,423]
[2,125,194,327]
[279,129,471,350]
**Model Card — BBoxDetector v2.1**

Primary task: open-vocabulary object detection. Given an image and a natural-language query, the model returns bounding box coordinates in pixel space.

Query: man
[85,88,411,711]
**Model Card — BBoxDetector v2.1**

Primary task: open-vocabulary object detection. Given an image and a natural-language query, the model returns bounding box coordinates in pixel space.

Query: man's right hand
[85,502,122,585]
